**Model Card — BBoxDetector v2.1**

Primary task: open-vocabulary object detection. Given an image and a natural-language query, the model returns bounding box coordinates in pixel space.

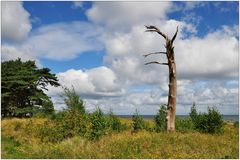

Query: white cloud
[46,66,124,99]
[2,1,32,42]
[23,22,103,60]
[87,1,172,31]
[2,22,104,62]
[176,26,238,79]
[1,44,42,67]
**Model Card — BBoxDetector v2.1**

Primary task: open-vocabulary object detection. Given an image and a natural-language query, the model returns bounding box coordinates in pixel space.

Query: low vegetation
[1,82,238,158]
[1,117,239,159]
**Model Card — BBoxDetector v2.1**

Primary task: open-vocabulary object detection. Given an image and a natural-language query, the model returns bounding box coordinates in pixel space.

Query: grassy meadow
[1,117,239,159]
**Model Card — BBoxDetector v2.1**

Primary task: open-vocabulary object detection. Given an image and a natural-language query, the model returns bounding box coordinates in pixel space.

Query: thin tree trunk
[166,42,177,131]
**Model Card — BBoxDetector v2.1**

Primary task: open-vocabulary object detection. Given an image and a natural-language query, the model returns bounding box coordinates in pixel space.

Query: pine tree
[1,58,60,117]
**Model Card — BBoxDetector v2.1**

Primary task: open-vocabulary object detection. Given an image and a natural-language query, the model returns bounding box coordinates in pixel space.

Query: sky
[1,1,239,115]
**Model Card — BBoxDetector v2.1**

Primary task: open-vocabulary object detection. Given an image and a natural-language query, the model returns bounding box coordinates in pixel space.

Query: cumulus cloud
[176,26,238,79]
[102,20,196,86]
[2,21,104,62]
[2,1,32,42]
[46,66,124,99]
[77,79,238,115]
[102,23,238,88]
[23,22,103,60]
[87,1,172,31]
[1,44,42,67]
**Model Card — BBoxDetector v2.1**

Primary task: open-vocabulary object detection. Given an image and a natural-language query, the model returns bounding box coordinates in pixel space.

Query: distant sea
[116,115,239,122]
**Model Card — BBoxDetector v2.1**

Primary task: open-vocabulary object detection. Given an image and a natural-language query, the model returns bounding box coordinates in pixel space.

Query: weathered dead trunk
[144,25,178,132]
[166,40,177,132]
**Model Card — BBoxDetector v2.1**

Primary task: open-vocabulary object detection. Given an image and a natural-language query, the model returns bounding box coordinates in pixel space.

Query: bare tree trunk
[144,25,178,132]
[166,40,177,131]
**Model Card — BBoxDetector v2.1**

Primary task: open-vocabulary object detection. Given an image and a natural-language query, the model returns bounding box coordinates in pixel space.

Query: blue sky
[1,1,239,115]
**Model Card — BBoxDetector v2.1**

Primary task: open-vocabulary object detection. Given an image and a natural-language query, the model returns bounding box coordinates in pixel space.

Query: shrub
[175,118,194,132]
[50,110,67,121]
[189,104,224,134]
[132,110,147,131]
[154,105,167,132]
[36,110,89,143]
[56,110,88,137]
[86,108,107,140]
[106,111,125,132]
[63,87,85,114]
[189,103,198,126]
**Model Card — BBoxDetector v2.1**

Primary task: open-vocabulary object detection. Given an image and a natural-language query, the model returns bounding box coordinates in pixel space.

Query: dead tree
[144,25,178,132]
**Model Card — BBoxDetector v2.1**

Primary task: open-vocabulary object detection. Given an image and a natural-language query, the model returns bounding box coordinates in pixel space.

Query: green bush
[106,111,126,132]
[132,110,147,131]
[36,88,90,143]
[176,118,194,132]
[154,105,167,132]
[86,108,107,140]
[37,110,89,143]
[63,87,85,114]
[189,103,198,126]
[50,110,67,121]
[56,110,88,137]
[189,104,224,134]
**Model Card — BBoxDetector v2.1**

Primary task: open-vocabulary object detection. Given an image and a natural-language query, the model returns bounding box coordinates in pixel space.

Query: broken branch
[171,26,178,43]
[145,61,168,65]
[145,25,167,40]
[143,52,167,57]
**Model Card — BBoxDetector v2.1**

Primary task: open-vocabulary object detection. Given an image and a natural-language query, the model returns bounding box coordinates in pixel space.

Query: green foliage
[106,110,127,132]
[132,110,147,131]
[189,103,198,125]
[87,108,107,140]
[41,100,54,115]
[63,87,85,114]
[1,58,60,117]
[37,110,89,143]
[189,104,224,134]
[175,118,194,132]
[154,105,167,132]
[50,110,67,121]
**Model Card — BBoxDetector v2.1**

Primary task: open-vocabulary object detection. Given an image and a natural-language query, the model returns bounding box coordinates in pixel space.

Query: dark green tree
[1,58,60,117]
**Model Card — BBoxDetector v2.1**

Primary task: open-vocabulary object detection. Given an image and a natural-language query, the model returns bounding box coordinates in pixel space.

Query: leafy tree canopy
[1,58,60,117]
